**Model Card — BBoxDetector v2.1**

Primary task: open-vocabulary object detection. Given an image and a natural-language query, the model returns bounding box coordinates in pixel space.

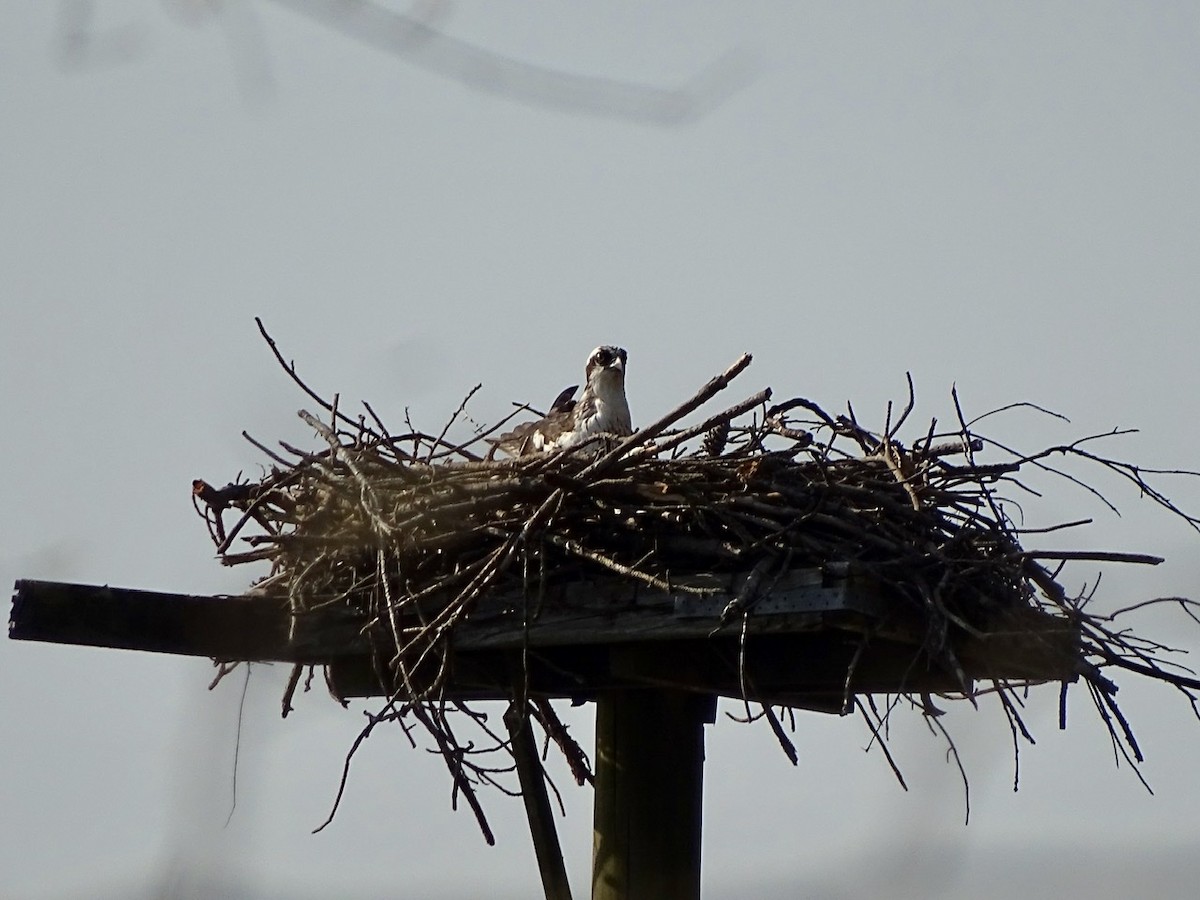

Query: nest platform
[185,356,1093,716]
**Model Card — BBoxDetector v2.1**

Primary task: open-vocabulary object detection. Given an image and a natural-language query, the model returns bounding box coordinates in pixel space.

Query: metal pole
[591,689,711,900]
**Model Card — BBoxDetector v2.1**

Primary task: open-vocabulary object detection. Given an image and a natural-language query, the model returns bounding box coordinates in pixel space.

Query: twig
[628,388,773,462]
[582,353,755,476]
[1017,550,1163,566]
[256,317,367,436]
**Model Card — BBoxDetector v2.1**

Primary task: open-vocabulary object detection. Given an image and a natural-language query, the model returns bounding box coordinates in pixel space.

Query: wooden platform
[9,568,1078,714]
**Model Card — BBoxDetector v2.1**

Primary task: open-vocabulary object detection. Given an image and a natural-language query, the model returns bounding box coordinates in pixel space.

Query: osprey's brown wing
[548,384,579,415]
[489,385,579,458]
[492,410,575,457]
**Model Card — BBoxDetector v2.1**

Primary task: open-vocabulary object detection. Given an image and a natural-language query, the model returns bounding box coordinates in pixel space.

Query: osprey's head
[585,345,627,385]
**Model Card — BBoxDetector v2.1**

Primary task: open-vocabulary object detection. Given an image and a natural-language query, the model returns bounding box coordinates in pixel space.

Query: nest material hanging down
[194,339,1200,832]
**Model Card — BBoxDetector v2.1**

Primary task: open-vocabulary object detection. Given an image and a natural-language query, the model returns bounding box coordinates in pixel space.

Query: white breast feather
[551,369,631,450]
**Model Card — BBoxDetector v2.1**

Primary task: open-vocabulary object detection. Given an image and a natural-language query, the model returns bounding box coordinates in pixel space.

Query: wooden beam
[451,571,885,651]
[10,579,1079,705]
[9,580,298,662]
[592,690,712,900]
[958,606,1080,681]
[506,702,575,900]
[10,572,885,659]
[7,572,889,664]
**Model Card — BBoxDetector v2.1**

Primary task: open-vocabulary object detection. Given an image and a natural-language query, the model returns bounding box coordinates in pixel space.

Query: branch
[582,353,755,476]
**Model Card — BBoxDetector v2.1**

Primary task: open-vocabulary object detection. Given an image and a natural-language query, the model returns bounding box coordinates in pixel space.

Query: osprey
[491,345,633,457]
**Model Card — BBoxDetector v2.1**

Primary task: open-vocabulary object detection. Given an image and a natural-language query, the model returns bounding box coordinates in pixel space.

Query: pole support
[591,689,713,900]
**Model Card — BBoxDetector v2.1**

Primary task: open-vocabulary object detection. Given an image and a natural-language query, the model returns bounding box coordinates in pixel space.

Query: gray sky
[4,3,1200,898]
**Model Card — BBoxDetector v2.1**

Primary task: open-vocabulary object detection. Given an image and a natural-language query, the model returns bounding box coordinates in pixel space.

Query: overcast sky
[4,3,1200,898]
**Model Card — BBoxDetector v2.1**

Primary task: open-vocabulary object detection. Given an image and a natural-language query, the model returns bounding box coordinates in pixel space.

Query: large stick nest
[195,324,1200,835]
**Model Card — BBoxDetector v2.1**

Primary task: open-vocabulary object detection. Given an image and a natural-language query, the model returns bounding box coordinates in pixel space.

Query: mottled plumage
[492,346,632,457]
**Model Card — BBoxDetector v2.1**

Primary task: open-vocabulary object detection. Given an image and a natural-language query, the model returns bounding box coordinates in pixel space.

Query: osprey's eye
[596,349,613,365]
